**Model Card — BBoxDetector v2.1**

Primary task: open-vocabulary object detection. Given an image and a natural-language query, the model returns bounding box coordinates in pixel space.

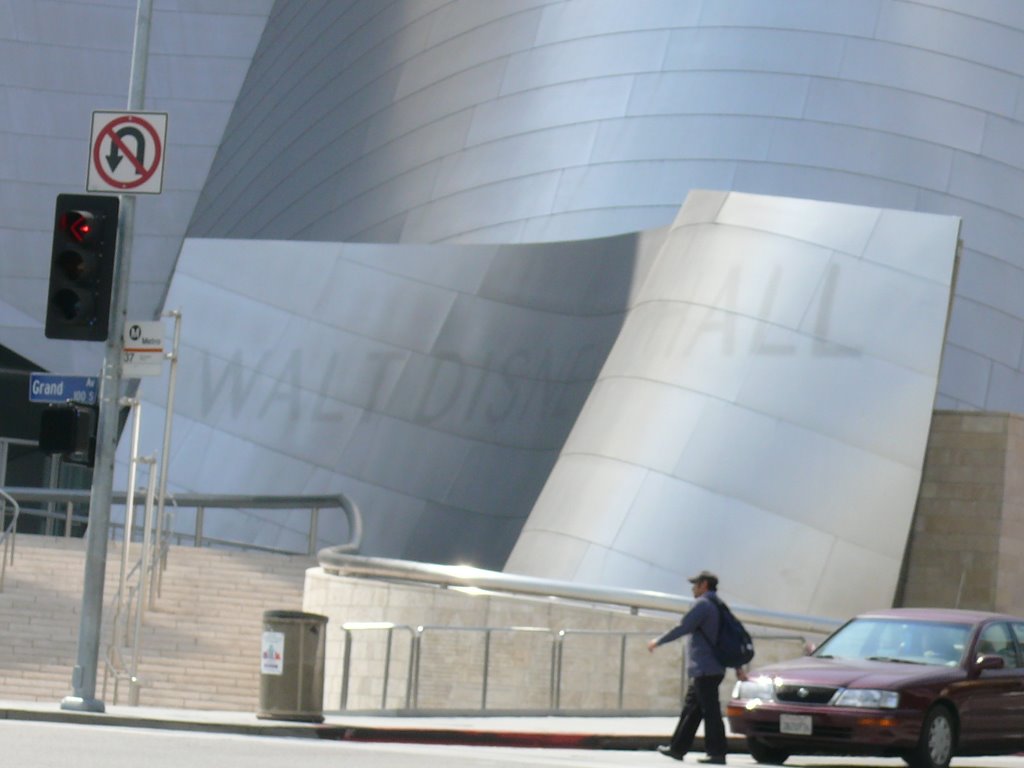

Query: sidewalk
[0,699,746,752]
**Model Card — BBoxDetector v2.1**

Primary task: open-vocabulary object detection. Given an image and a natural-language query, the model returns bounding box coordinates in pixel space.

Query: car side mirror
[803,641,817,656]
[975,654,1005,672]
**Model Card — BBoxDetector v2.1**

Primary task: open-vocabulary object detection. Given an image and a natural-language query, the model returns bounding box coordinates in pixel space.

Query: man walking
[647,570,745,763]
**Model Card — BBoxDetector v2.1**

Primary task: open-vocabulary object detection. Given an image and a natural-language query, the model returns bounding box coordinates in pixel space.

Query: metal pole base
[60,695,106,713]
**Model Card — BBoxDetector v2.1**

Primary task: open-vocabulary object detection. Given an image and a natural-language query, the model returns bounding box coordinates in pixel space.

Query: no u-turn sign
[87,110,168,194]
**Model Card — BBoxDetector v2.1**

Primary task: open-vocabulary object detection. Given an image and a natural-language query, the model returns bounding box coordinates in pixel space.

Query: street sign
[87,111,167,194]
[28,373,98,405]
[122,320,165,378]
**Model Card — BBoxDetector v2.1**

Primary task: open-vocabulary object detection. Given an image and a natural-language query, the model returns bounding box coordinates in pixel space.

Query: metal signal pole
[61,0,153,713]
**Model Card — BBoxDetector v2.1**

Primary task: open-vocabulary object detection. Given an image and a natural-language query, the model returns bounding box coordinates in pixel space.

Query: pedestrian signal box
[39,401,97,467]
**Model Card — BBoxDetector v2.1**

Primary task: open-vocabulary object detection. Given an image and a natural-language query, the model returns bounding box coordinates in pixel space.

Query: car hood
[750,656,954,689]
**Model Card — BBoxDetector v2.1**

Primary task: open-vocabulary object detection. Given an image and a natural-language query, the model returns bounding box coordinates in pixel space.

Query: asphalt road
[4,721,1024,768]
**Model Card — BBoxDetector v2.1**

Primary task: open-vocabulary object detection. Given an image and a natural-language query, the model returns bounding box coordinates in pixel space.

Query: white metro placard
[261,631,284,675]
[122,320,164,378]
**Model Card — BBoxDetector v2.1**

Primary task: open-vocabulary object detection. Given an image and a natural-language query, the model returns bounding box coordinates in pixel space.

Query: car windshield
[814,618,970,667]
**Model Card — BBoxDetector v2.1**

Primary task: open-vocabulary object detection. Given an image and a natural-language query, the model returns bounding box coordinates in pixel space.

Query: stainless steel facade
[2,1,1021,613]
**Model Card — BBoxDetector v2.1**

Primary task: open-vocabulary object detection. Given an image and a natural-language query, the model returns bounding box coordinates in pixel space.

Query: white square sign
[87,111,168,194]
[122,320,164,378]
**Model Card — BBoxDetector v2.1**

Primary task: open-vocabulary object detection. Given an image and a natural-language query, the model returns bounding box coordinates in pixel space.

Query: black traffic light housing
[45,193,120,341]
[39,401,98,467]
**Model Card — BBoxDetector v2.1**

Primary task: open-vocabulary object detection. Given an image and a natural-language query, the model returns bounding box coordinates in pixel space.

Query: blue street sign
[28,373,99,405]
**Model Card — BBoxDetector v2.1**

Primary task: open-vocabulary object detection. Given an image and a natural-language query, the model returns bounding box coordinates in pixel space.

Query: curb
[0,706,322,739]
[320,726,670,750]
[0,704,746,752]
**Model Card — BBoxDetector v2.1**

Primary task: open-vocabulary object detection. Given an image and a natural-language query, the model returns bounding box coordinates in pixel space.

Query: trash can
[257,610,328,722]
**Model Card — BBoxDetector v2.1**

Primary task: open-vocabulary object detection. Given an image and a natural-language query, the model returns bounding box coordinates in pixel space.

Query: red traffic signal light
[60,210,99,244]
[45,194,119,341]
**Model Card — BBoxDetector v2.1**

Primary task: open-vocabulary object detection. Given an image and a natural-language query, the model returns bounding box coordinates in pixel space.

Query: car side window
[1011,624,1024,665]
[977,623,1020,668]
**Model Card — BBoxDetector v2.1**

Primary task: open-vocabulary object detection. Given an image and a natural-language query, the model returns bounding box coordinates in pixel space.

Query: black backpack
[702,594,755,667]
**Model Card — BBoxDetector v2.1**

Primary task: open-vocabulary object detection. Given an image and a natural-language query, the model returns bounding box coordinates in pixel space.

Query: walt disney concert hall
[3,0,1024,620]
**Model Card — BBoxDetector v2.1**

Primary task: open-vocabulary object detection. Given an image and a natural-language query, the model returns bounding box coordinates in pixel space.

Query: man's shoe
[698,756,726,764]
[657,745,685,760]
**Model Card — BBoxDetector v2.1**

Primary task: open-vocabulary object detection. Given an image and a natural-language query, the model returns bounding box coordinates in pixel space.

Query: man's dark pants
[669,673,726,757]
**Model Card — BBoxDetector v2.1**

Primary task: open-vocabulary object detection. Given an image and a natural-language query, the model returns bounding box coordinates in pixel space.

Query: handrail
[338,621,808,714]
[0,488,20,591]
[2,487,363,556]
[340,622,417,710]
[339,622,560,712]
[415,624,558,711]
[316,552,841,636]
[555,628,670,711]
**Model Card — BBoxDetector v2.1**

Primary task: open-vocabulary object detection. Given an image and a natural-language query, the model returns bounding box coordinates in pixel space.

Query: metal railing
[0,437,66,538]
[317,552,840,636]
[413,624,558,711]
[104,538,162,705]
[340,623,559,711]
[338,621,807,713]
[340,622,418,710]
[554,628,674,711]
[1,487,362,556]
[0,488,20,592]
[103,455,163,706]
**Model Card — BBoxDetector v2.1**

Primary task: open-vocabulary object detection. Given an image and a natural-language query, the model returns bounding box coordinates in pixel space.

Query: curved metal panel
[117,233,646,563]
[504,191,960,618]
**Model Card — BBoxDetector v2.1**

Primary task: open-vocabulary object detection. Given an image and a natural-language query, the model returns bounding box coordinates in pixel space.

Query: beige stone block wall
[305,569,821,714]
[996,414,1024,614]
[899,411,1024,614]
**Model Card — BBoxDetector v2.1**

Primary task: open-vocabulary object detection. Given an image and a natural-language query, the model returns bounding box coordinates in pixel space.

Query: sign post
[62,0,155,715]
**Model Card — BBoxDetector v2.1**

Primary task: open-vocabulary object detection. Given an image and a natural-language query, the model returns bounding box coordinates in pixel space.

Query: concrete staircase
[0,534,314,710]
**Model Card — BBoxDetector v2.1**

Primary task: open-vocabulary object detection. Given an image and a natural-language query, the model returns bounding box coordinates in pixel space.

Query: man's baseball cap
[688,570,718,584]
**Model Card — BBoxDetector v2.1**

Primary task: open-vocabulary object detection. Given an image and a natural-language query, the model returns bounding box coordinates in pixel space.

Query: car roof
[854,607,1021,624]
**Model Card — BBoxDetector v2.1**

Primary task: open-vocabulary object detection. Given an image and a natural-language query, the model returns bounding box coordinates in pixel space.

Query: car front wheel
[747,737,790,765]
[905,706,955,768]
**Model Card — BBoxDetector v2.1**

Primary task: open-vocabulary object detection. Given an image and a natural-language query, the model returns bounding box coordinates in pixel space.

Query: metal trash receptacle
[257,610,328,722]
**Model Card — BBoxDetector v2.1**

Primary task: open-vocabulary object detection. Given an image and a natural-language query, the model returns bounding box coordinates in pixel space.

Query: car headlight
[732,676,776,702]
[835,689,899,709]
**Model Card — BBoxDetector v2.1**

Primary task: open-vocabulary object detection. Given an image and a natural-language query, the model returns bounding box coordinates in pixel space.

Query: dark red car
[727,607,1024,768]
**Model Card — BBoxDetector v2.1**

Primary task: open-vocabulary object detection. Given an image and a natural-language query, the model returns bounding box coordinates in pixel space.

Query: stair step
[0,534,313,710]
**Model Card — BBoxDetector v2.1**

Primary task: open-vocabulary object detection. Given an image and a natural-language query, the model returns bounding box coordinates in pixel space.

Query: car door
[1006,623,1024,744]
[958,622,1024,748]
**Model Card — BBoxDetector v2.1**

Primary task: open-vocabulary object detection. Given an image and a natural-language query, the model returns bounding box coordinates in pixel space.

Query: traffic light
[44,193,120,341]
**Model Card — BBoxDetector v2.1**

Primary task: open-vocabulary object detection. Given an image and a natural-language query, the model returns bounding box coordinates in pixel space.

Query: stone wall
[304,568,813,714]
[999,415,1024,610]
[899,411,1024,614]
